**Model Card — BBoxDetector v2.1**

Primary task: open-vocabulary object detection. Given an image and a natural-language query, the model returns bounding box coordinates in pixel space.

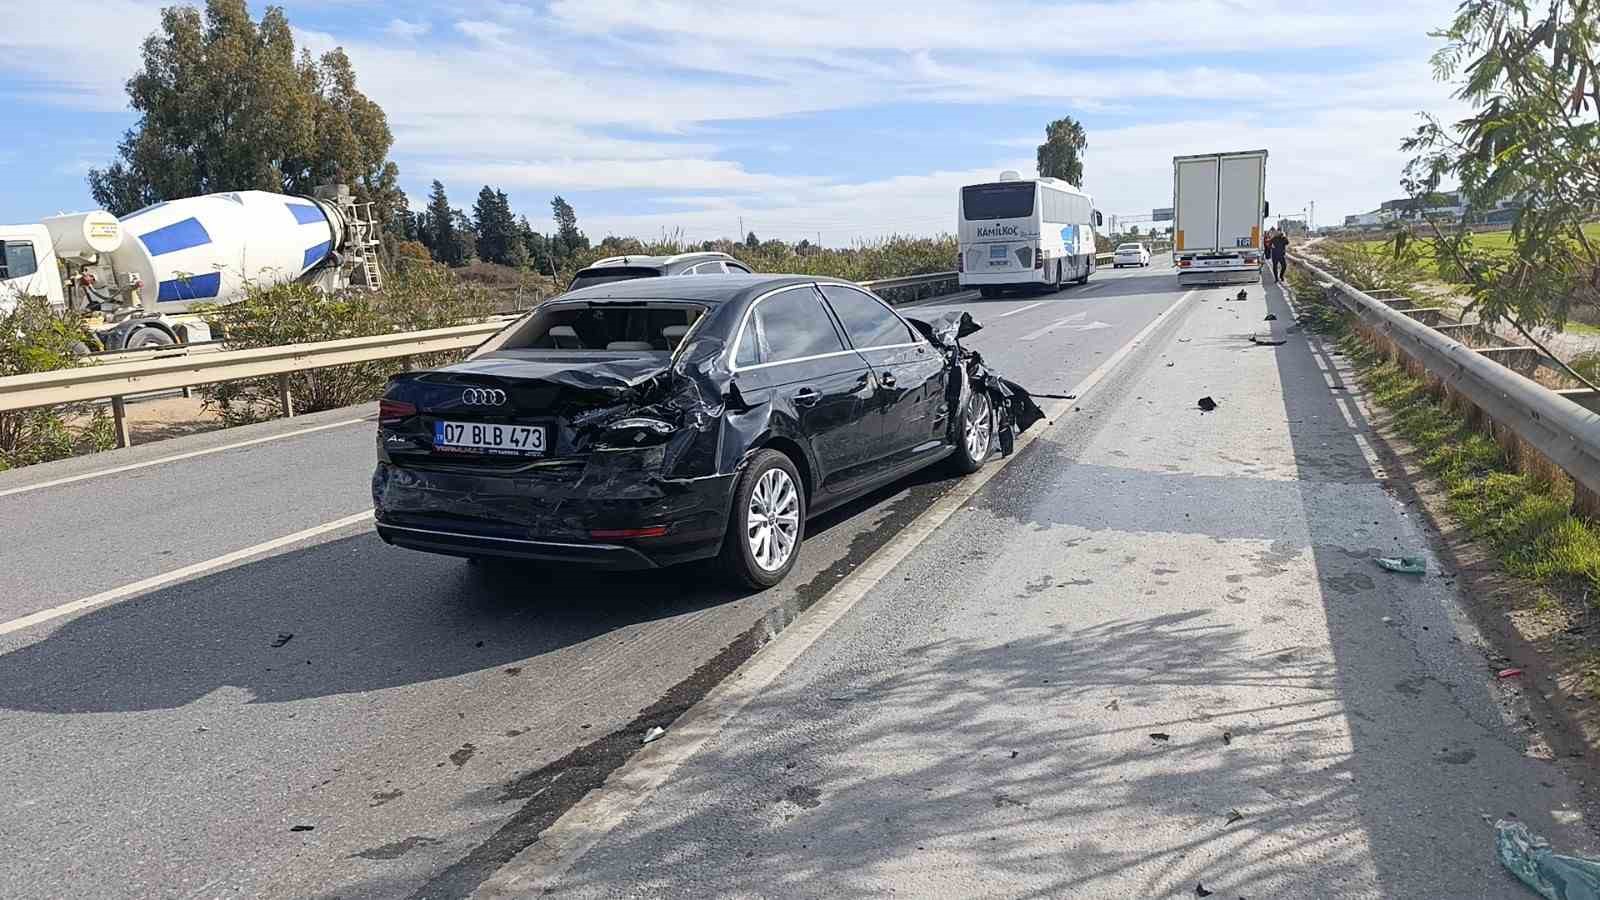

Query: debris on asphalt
[1234,289,1249,301]
[1250,334,1287,346]
[1106,699,1120,711]
[475,640,485,648]
[1150,732,1172,742]
[1496,818,1600,899]
[1167,362,1176,367]
[642,726,666,744]
[1010,750,1019,759]
[1225,808,1244,825]
[1382,616,1395,624]
[1197,397,1218,412]
[1498,668,1525,679]
[290,825,315,832]
[1196,883,1215,897]
[270,632,294,648]
[1032,393,1077,400]
[1376,556,1427,575]
[1178,338,1192,343]
[1222,730,1233,745]
[1264,313,1278,321]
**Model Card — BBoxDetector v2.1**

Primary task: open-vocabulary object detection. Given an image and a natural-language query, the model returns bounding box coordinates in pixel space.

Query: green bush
[0,294,115,470]
[198,265,496,425]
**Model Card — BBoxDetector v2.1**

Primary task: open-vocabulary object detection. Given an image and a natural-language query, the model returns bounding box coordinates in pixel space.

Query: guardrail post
[277,374,294,418]
[110,396,131,448]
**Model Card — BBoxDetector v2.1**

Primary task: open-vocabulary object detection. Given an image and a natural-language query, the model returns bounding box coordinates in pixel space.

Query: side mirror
[1093,211,1104,227]
[1263,201,1270,217]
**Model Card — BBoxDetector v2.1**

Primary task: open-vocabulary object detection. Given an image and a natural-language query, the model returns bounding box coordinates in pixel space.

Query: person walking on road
[1269,229,1290,281]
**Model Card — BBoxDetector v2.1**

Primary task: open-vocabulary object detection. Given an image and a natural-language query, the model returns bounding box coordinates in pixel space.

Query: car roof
[555,273,856,306]
[579,251,739,270]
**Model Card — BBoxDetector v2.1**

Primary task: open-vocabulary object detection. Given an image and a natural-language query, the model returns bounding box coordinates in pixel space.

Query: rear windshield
[486,302,706,354]
[1117,244,1143,251]
[568,267,661,291]
[963,183,1035,220]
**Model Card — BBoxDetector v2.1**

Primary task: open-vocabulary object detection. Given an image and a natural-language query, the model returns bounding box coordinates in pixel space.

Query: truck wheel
[720,450,805,590]
[126,329,175,350]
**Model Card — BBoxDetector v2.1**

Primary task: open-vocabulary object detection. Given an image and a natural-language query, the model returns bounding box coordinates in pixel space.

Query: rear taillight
[379,398,417,424]
[1178,259,1193,268]
[957,251,964,273]
[1034,245,1044,269]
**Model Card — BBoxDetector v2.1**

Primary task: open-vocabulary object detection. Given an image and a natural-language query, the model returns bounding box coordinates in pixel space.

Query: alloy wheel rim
[746,468,800,572]
[964,392,993,461]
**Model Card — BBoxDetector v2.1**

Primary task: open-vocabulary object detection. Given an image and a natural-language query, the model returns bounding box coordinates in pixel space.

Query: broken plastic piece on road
[1376,556,1427,575]
[1149,732,1171,742]
[1382,616,1395,624]
[1197,397,1218,412]
[290,825,315,832]
[1233,289,1248,301]
[270,632,294,648]
[1105,698,1120,711]
[1498,668,1525,679]
[1177,338,1192,343]
[1195,883,1215,897]
[1251,334,1287,346]
[1225,808,1244,825]
[1222,730,1233,745]
[642,726,666,744]
[1264,313,1278,321]
[1496,819,1600,899]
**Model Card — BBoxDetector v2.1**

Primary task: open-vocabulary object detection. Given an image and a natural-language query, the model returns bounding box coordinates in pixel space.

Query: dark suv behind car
[568,252,752,291]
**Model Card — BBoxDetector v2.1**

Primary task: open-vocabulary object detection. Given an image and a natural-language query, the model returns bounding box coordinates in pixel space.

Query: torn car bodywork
[372,281,1046,569]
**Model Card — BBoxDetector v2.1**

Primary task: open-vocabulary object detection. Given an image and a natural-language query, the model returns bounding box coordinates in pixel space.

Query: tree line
[399,181,592,275]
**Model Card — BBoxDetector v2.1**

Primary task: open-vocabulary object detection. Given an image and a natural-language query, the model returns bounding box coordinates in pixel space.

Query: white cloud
[455,20,513,43]
[385,18,430,39]
[0,0,161,110]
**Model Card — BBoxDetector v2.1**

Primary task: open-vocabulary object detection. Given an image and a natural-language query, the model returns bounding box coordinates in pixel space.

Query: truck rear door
[1174,156,1219,254]
[1217,153,1265,252]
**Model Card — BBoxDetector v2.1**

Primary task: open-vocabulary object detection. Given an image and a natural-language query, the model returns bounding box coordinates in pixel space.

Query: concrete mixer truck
[0,184,384,350]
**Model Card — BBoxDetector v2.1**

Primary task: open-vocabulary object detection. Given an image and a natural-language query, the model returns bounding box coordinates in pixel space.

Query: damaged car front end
[371,276,1046,587]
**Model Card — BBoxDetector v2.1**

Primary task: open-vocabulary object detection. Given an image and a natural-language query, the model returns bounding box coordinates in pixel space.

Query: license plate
[989,245,1008,259]
[433,420,546,456]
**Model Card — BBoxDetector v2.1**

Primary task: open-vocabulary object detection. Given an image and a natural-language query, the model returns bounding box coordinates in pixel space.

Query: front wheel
[949,389,994,475]
[719,450,805,589]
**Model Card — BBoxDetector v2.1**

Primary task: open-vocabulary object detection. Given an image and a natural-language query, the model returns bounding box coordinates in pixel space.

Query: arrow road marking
[1020,312,1088,341]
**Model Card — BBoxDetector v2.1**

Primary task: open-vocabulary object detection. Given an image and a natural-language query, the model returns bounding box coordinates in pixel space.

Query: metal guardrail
[1292,254,1600,503]
[1,320,512,447]
[2,261,1122,451]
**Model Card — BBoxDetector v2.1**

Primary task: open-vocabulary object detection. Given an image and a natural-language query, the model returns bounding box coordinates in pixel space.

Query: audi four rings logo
[461,388,507,406]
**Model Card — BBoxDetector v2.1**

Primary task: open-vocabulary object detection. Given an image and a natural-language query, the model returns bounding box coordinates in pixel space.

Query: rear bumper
[1177,264,1261,285]
[960,270,1048,287]
[371,460,738,569]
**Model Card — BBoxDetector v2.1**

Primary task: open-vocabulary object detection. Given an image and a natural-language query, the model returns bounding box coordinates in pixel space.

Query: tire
[949,389,995,475]
[126,328,175,350]
[719,449,806,589]
[1077,261,1091,285]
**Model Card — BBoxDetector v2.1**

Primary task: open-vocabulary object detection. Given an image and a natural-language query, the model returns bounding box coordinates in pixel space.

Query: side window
[735,317,760,366]
[691,262,725,274]
[819,285,915,349]
[0,241,38,280]
[751,287,844,364]
[726,262,751,273]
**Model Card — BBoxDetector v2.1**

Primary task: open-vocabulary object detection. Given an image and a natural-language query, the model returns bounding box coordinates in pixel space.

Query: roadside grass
[1351,222,1600,259]
[1292,270,1600,597]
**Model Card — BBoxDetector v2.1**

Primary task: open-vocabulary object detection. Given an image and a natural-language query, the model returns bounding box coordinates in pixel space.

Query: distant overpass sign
[1152,207,1174,221]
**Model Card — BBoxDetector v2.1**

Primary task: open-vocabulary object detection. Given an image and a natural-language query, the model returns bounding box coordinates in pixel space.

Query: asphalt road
[7,260,1586,898]
[0,261,1190,899]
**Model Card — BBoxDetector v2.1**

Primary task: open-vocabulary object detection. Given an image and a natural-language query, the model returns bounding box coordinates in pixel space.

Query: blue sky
[2,0,1466,244]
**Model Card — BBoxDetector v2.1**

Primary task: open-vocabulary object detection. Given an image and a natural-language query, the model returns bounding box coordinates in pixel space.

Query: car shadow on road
[0,455,965,717]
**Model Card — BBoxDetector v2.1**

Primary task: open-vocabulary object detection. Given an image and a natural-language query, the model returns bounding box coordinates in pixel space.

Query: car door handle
[879,372,897,388]
[793,387,821,408]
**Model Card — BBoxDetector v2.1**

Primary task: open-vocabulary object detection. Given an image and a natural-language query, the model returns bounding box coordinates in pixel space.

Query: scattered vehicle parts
[1149,732,1171,741]
[1376,556,1427,575]
[1498,668,1525,679]
[1225,809,1244,825]
[1496,819,1600,900]
[270,632,294,648]
[1197,397,1218,412]
[642,726,666,744]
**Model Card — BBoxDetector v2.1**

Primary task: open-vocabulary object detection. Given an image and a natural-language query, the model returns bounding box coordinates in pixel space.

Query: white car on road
[1113,242,1151,268]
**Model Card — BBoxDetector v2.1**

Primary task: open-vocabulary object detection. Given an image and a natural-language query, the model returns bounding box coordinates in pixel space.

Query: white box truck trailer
[1173,150,1268,286]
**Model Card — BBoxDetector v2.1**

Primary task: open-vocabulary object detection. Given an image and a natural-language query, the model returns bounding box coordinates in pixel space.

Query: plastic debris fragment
[1197,397,1218,412]
[642,726,666,744]
[1149,733,1171,742]
[1376,556,1427,575]
[1498,668,1525,679]
[1496,819,1600,900]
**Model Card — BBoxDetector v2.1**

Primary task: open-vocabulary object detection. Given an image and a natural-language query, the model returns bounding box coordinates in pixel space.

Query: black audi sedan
[372,275,1041,588]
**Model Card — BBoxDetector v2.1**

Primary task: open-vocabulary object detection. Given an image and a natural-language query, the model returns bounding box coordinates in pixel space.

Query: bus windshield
[962,184,1034,220]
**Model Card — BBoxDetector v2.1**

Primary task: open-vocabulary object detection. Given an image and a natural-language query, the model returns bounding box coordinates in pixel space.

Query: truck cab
[0,224,64,313]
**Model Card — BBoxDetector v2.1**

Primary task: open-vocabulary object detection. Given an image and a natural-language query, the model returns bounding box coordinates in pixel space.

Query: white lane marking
[0,417,370,500]
[1020,312,1087,341]
[0,511,374,638]
[1077,282,1106,294]
[474,286,1198,899]
[995,301,1045,319]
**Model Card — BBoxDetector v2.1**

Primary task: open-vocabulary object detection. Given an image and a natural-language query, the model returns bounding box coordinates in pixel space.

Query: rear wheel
[949,389,994,475]
[1077,258,1091,285]
[719,450,805,589]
